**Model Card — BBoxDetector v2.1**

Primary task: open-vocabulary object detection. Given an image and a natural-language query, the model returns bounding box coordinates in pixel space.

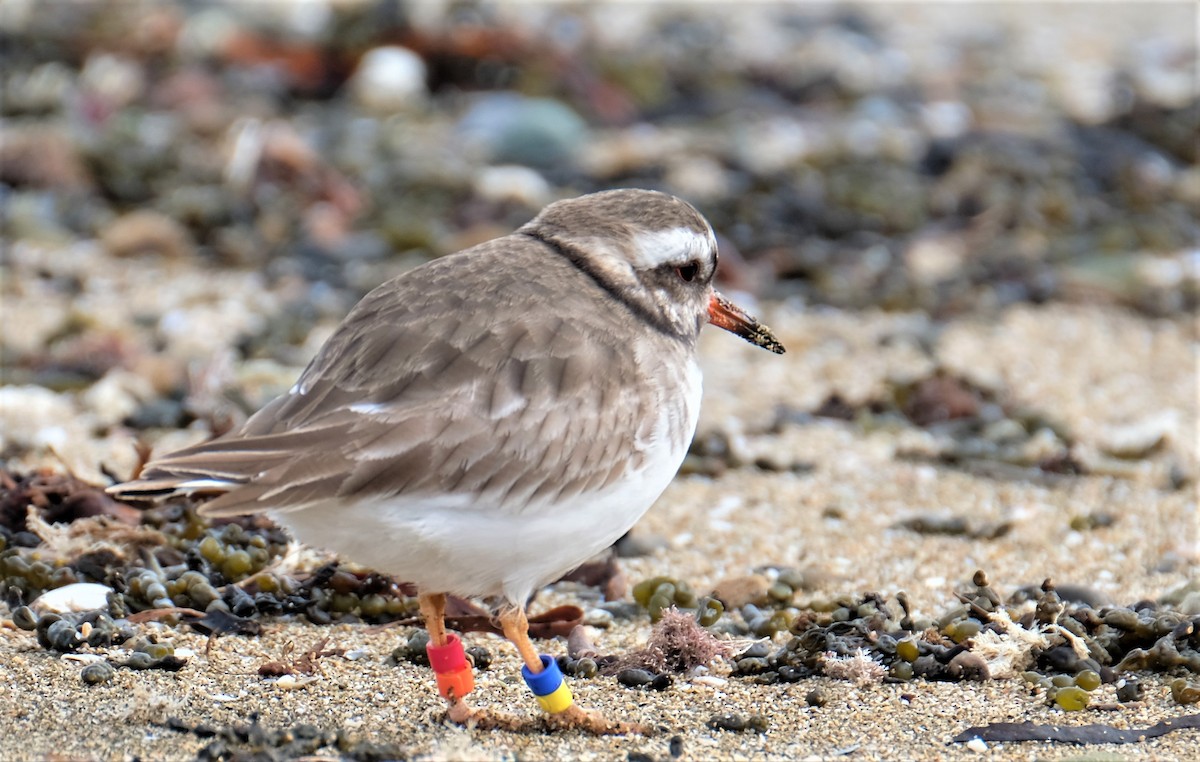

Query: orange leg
[418,593,523,730]
[498,606,647,736]
[418,593,448,646]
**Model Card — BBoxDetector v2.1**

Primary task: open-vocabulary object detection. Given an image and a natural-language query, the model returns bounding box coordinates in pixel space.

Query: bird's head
[521,189,784,354]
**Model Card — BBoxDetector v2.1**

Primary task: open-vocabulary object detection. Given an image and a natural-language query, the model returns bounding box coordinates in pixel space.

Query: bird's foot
[445,699,527,732]
[542,704,649,736]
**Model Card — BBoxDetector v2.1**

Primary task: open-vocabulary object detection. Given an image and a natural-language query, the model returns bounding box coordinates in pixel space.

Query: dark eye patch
[676,262,699,282]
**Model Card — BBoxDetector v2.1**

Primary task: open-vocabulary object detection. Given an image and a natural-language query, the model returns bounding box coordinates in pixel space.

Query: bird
[109,188,785,734]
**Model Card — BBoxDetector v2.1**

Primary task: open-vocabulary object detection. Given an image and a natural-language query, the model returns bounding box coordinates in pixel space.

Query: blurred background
[0,0,1196,475]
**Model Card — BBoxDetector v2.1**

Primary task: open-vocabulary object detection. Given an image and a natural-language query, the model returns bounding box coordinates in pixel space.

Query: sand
[1,302,1196,761]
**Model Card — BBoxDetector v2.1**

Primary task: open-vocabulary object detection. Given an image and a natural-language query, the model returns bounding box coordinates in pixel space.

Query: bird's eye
[676,262,699,282]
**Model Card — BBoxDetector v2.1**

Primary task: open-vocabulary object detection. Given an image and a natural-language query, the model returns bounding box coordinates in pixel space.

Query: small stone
[617,668,657,688]
[12,606,37,630]
[710,574,771,609]
[669,735,684,758]
[583,608,614,628]
[707,713,767,733]
[44,618,82,652]
[458,93,587,168]
[733,656,771,675]
[349,46,427,113]
[80,53,145,108]
[664,156,731,202]
[100,210,195,260]
[473,165,551,207]
[1097,414,1173,458]
[465,646,492,671]
[737,641,771,660]
[1052,584,1112,608]
[1055,685,1090,711]
[123,652,154,670]
[81,661,116,685]
[598,601,643,620]
[0,386,78,450]
[1115,677,1145,703]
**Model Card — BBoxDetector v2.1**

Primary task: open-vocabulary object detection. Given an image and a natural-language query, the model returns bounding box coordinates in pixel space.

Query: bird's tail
[106,444,259,503]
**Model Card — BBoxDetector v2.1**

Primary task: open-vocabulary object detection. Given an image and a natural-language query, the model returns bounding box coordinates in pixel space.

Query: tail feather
[106,438,309,503]
[106,474,241,501]
[106,415,358,512]
[106,386,360,513]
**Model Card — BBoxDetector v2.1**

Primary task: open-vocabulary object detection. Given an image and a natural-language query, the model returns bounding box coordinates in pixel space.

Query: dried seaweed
[607,608,734,674]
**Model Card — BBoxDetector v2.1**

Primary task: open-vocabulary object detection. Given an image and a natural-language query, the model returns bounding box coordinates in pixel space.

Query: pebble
[473,165,552,207]
[81,370,155,428]
[1115,677,1145,703]
[582,608,614,628]
[11,606,38,630]
[6,61,74,113]
[669,735,684,757]
[458,93,587,168]
[43,618,82,652]
[275,674,319,691]
[617,668,670,691]
[465,646,492,670]
[100,210,195,260]
[734,118,813,175]
[736,641,771,660]
[707,713,768,733]
[79,53,146,110]
[617,668,657,687]
[349,46,428,113]
[1097,414,1173,458]
[710,574,771,609]
[80,661,116,685]
[598,601,643,620]
[0,385,78,451]
[665,156,732,202]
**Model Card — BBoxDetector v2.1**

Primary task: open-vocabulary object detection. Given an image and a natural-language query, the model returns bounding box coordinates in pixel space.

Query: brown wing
[113,235,689,518]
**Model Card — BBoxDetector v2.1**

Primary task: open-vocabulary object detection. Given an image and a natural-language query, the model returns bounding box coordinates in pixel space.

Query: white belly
[276,360,702,603]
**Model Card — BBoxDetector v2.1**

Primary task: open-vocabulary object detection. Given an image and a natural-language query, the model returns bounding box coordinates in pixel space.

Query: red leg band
[426,632,474,700]
[426,632,469,673]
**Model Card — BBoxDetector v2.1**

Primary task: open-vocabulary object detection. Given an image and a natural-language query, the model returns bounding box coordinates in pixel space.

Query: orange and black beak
[707,292,786,354]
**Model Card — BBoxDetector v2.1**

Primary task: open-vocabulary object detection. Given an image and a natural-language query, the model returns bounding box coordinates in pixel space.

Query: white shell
[30,582,114,613]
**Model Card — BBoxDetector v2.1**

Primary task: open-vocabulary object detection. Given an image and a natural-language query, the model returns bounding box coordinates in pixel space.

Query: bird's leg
[418,593,449,646]
[498,606,543,672]
[418,593,523,730]
[498,606,647,736]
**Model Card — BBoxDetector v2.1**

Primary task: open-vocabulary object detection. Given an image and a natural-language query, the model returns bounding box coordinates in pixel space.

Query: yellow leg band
[534,682,574,714]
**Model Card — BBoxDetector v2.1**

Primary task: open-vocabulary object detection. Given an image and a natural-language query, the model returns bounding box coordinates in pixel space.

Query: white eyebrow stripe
[630,226,714,269]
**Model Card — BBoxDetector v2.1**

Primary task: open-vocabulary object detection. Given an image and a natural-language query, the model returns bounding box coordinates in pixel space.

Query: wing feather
[108,235,693,520]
